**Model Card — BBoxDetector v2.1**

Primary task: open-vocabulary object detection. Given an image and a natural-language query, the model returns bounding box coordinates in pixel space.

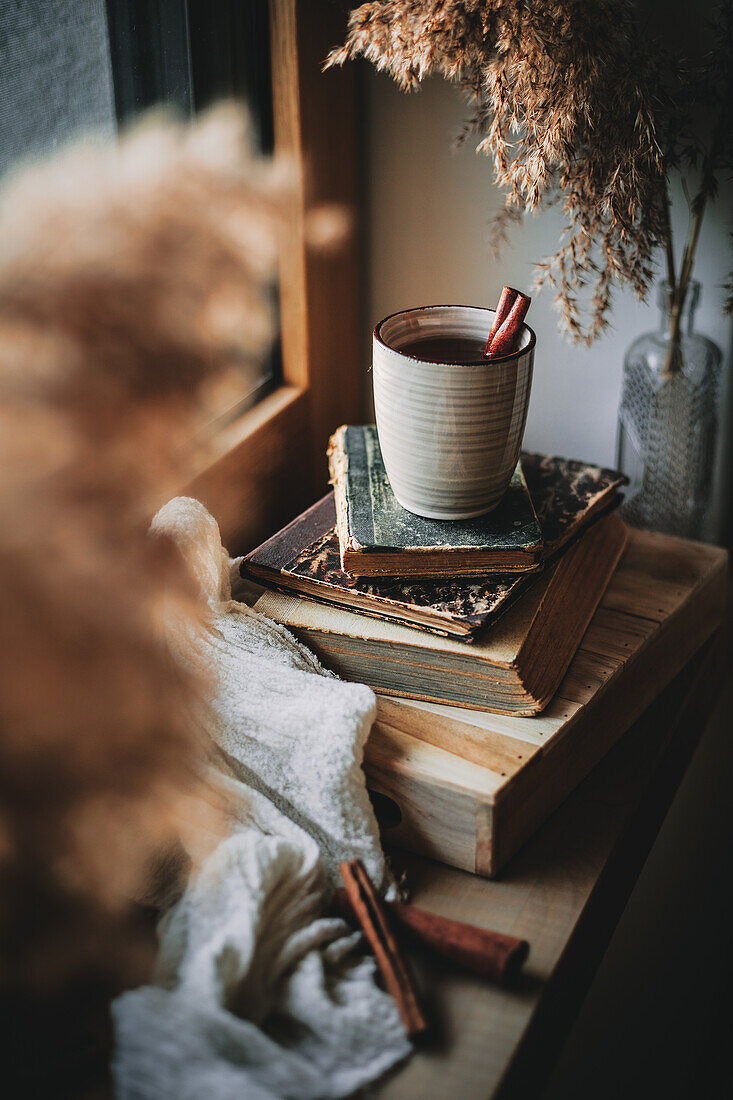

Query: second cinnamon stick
[335,888,529,986]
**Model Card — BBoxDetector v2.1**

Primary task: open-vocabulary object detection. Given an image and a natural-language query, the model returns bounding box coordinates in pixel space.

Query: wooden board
[374,635,729,1100]
[363,528,728,877]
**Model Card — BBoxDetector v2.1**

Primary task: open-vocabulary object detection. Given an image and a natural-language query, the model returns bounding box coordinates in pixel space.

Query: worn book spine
[327,427,358,573]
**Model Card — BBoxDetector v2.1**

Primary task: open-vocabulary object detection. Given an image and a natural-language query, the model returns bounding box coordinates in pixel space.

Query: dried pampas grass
[0,105,291,1084]
[329,0,732,344]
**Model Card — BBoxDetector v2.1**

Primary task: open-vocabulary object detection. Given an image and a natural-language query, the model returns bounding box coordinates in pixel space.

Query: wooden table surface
[373,630,728,1099]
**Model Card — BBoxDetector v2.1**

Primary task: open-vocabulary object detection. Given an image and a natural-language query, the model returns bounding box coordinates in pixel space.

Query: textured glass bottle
[616,281,722,539]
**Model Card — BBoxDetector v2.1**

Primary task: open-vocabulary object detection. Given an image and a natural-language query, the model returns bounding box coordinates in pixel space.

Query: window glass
[0,0,280,424]
[0,0,116,176]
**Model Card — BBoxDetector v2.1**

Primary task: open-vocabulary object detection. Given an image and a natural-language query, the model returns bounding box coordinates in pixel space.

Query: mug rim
[373,303,536,366]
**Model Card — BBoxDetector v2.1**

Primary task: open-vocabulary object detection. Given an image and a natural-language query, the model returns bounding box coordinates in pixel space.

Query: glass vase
[616,281,722,540]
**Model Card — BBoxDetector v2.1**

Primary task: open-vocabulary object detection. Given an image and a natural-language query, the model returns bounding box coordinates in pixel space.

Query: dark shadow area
[540,666,733,1100]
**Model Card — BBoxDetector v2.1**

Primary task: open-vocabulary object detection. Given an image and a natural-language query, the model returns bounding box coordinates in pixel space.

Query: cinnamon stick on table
[339,859,428,1038]
[484,286,531,359]
[335,888,529,986]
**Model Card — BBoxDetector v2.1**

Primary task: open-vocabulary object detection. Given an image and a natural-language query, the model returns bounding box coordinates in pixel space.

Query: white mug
[372,304,535,520]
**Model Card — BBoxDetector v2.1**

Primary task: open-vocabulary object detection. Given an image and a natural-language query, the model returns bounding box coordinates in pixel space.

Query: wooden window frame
[187,0,362,552]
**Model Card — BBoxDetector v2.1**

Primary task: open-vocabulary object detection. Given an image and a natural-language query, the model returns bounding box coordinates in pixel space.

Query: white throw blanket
[112,498,410,1099]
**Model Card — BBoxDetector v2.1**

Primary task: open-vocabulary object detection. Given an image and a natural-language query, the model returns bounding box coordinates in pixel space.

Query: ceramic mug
[372,304,535,520]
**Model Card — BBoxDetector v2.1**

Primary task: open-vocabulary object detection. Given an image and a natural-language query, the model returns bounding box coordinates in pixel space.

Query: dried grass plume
[0,105,290,1077]
[328,0,732,344]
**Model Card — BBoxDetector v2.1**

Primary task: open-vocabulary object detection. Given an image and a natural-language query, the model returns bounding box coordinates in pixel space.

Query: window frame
[185,0,362,552]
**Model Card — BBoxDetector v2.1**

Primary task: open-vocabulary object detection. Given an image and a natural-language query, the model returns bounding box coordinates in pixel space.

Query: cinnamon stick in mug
[485,287,531,359]
[483,285,519,355]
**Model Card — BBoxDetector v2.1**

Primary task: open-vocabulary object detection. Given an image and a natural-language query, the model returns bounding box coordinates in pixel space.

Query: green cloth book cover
[328,425,543,576]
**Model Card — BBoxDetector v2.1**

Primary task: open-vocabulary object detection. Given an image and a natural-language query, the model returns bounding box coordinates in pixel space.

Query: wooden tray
[363,529,727,878]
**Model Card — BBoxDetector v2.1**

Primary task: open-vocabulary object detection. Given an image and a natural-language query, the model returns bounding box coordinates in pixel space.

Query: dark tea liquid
[398,334,486,363]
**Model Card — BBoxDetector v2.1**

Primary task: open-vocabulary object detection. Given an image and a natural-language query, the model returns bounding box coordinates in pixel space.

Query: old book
[241,451,628,641]
[328,425,543,576]
[243,493,529,640]
[253,513,629,716]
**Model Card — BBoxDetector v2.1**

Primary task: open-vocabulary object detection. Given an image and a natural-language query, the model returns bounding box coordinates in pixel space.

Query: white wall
[365,72,732,535]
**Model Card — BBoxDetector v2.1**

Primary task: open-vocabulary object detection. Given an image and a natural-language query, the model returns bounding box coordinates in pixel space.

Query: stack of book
[243,425,629,719]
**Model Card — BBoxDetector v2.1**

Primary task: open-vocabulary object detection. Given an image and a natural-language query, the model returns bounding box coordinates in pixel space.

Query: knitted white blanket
[112,498,409,1099]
